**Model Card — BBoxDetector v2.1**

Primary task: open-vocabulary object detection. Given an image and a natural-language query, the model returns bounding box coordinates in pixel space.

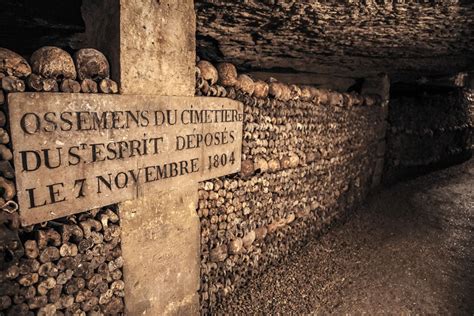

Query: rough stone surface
[120,0,195,96]
[111,2,201,314]
[81,0,196,95]
[196,1,474,81]
[120,183,200,316]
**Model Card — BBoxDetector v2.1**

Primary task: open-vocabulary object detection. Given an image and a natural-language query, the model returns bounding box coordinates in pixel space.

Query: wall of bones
[385,87,474,183]
[0,47,124,316]
[194,60,388,313]
[0,47,388,315]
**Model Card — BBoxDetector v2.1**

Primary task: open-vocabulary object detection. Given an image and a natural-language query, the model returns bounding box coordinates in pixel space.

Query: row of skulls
[0,47,116,93]
[196,60,381,106]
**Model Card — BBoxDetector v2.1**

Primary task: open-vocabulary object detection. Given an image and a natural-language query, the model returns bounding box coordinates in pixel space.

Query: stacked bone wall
[0,208,125,316]
[384,88,473,183]
[195,62,388,313]
[468,88,474,150]
[0,47,125,316]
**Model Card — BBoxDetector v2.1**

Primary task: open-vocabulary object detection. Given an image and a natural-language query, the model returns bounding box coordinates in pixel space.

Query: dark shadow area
[384,85,473,185]
[0,0,84,55]
[384,150,472,184]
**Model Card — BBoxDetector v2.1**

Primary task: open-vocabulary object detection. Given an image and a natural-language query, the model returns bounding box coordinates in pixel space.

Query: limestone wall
[194,61,388,313]
[196,1,474,81]
[384,88,473,183]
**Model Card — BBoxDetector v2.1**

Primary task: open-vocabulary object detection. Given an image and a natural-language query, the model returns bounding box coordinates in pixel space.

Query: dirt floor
[217,159,474,314]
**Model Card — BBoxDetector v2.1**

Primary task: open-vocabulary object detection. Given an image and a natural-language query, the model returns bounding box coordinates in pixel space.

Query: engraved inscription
[8,93,243,225]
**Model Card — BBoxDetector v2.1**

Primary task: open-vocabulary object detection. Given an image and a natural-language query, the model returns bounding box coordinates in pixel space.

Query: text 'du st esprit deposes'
[8,93,243,225]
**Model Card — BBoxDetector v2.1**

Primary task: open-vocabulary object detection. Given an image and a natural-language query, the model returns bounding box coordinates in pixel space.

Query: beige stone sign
[8,93,243,225]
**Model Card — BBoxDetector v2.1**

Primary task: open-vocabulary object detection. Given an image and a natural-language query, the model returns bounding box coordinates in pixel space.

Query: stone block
[120,182,200,315]
[120,0,195,96]
[8,93,242,225]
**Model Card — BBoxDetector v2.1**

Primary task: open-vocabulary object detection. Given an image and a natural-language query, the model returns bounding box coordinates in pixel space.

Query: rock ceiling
[196,0,474,82]
[1,0,472,84]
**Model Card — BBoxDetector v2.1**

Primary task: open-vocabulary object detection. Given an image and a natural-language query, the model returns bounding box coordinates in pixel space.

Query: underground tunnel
[0,0,473,315]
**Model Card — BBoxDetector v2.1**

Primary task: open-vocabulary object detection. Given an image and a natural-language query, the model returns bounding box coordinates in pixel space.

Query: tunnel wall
[194,63,388,313]
[0,207,125,315]
[384,88,473,183]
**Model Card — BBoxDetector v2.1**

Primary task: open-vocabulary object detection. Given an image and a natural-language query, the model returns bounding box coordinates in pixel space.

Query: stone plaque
[8,93,243,225]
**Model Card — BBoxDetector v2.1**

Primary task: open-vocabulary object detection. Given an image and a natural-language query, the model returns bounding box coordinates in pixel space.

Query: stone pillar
[361,73,390,189]
[119,0,195,96]
[82,0,195,96]
[82,1,199,314]
[120,183,200,315]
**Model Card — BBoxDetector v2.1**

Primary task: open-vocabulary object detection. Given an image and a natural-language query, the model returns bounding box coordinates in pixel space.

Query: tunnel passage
[195,0,474,313]
[193,61,474,314]
[385,83,473,183]
[214,159,474,314]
